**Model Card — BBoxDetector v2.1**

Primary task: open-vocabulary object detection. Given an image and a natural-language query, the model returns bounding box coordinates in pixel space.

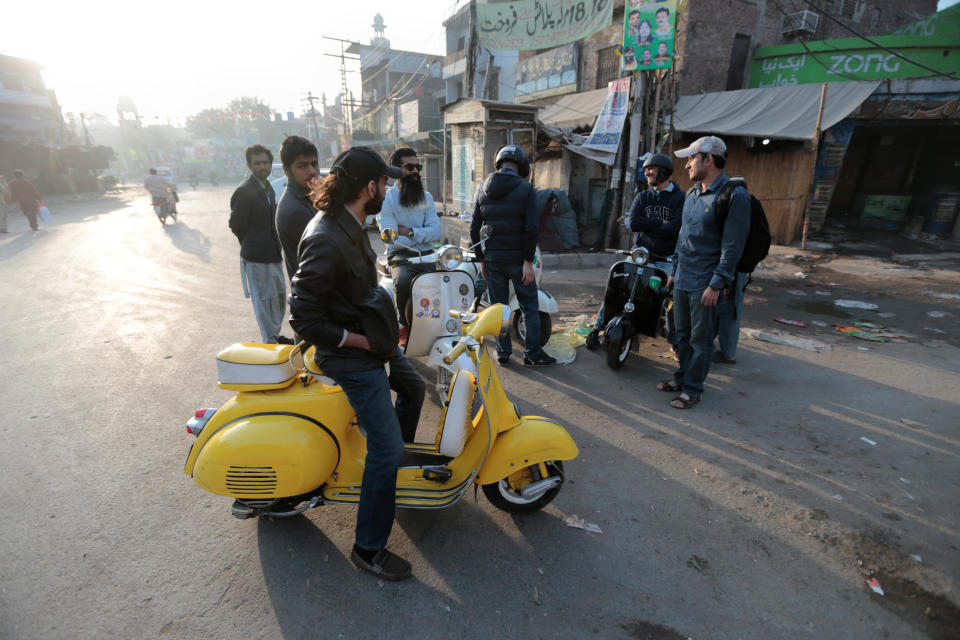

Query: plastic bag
[37,205,51,224]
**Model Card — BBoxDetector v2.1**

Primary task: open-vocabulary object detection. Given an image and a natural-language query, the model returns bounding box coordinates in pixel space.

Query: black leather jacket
[289,206,398,373]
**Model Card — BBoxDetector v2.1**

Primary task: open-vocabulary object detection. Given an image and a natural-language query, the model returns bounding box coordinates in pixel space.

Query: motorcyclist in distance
[144,168,176,213]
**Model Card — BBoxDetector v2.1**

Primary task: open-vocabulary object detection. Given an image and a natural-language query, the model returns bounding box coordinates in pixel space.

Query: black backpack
[714,177,771,274]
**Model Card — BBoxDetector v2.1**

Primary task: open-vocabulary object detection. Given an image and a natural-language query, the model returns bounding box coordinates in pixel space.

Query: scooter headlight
[630,247,650,265]
[438,246,464,270]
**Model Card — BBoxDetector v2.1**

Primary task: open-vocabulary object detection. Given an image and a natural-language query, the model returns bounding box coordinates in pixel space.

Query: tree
[186,96,274,138]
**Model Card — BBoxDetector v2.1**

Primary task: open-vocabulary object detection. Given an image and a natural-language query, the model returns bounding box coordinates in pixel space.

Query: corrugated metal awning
[538,88,609,130]
[673,81,881,140]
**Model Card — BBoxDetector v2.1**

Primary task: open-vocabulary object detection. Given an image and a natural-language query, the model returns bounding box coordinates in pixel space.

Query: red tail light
[186,408,217,436]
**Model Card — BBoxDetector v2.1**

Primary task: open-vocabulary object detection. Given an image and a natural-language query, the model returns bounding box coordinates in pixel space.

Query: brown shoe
[351,546,412,581]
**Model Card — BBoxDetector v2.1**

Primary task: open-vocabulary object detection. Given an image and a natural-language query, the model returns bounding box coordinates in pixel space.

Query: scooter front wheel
[482,461,564,513]
[605,337,631,369]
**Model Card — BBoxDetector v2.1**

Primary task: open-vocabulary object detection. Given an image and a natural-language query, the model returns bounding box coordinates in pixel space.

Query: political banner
[584,76,631,153]
[621,0,676,72]
[477,0,613,51]
[515,43,579,103]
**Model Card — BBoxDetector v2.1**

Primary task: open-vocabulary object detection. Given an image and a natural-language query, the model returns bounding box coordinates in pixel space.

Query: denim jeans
[327,349,413,551]
[485,261,542,356]
[390,262,436,327]
[714,272,747,360]
[387,348,426,443]
[672,288,717,397]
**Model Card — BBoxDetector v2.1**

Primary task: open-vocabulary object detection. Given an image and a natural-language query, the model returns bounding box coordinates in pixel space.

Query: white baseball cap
[674,136,727,158]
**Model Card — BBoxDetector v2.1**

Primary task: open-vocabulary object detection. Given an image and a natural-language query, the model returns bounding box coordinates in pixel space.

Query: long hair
[311,171,363,212]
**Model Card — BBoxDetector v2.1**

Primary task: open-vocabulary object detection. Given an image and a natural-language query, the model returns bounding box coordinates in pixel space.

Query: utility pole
[323,36,363,136]
[466,0,477,98]
[303,92,322,141]
[79,112,92,146]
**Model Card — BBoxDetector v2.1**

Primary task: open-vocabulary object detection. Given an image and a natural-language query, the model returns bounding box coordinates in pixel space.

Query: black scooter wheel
[513,311,552,349]
[605,337,631,369]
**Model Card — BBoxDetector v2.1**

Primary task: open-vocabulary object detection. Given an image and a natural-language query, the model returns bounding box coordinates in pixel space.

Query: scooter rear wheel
[482,461,564,513]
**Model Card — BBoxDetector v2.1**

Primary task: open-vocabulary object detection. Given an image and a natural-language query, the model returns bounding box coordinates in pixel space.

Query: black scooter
[600,247,672,369]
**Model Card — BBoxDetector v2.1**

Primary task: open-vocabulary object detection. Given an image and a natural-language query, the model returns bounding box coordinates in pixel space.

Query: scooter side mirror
[381,228,398,244]
[479,225,492,241]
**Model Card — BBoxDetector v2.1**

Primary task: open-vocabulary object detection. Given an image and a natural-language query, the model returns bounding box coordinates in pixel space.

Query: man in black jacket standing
[229,144,291,344]
[275,136,320,281]
[290,146,424,582]
[470,146,556,367]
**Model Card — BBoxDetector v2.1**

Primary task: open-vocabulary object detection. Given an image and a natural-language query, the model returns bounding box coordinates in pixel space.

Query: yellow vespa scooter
[183,304,578,519]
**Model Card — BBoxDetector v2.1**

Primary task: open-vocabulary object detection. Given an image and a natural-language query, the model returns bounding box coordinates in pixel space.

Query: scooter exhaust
[519,476,562,500]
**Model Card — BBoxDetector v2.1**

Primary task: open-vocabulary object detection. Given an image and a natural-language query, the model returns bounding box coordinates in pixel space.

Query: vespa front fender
[476,417,578,485]
[603,314,632,344]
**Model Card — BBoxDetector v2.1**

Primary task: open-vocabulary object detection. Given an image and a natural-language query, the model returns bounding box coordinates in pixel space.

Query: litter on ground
[866,578,885,596]
[878,312,896,318]
[922,289,960,300]
[925,327,948,334]
[794,271,808,279]
[900,418,925,428]
[565,515,603,534]
[857,346,870,351]
[742,328,831,352]
[926,310,950,318]
[775,317,807,327]
[834,299,879,310]
[910,554,923,563]
[544,328,585,364]
[899,477,912,484]
[834,324,893,342]
[744,294,767,306]
[860,436,877,446]
[812,320,828,327]
[815,290,832,296]
[786,289,809,297]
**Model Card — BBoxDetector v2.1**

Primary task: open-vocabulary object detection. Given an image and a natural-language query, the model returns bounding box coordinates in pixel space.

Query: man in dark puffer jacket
[470,146,556,367]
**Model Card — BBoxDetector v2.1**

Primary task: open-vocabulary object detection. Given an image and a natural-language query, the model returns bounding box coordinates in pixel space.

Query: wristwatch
[406,229,414,238]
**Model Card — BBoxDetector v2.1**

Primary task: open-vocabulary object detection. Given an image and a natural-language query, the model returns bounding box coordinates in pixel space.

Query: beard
[364,189,385,215]
[398,174,425,208]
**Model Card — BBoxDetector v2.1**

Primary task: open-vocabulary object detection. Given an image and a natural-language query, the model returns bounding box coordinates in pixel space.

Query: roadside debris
[878,312,896,318]
[775,317,807,327]
[812,320,828,327]
[899,477,912,484]
[866,577,885,596]
[833,324,889,342]
[860,436,877,446]
[742,328,831,352]
[786,289,808,296]
[926,310,950,318]
[925,327,948,334]
[815,290,832,296]
[833,494,844,501]
[565,515,603,534]
[900,418,925,428]
[857,346,870,351]
[910,554,923,563]
[744,294,767,306]
[834,299,879,310]
[922,289,960,300]
[794,271,808,279]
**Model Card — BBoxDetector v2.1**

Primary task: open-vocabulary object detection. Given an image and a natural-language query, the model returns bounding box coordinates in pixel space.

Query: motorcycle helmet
[641,153,674,176]
[494,145,530,178]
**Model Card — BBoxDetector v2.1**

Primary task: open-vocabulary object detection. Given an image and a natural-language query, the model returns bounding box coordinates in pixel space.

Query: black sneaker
[585,330,600,350]
[276,335,296,345]
[351,546,412,581]
[497,354,511,366]
[523,351,557,367]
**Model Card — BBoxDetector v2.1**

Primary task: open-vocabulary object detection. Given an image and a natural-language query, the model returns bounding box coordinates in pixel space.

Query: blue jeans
[485,261,542,356]
[672,288,717,398]
[328,348,418,551]
[714,273,747,360]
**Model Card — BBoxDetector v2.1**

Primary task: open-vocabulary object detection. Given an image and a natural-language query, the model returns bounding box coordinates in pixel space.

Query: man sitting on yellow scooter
[289,146,424,582]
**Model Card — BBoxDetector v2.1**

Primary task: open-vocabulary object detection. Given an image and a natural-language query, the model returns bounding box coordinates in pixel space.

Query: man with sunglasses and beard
[376,148,442,345]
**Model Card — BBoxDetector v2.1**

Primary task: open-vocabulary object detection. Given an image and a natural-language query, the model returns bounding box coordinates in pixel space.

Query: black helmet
[642,153,673,176]
[495,145,530,178]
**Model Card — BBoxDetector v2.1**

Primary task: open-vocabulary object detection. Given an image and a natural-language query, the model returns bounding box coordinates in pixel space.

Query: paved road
[1,188,958,639]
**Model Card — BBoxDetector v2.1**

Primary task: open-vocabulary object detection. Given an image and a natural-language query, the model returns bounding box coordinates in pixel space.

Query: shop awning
[673,81,881,140]
[538,87,609,130]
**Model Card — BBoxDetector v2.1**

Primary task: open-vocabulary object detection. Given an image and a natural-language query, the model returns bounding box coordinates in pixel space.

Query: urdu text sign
[477,0,613,51]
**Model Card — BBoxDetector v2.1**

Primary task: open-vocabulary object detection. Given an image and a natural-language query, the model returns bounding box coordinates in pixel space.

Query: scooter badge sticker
[431,309,441,318]
[416,310,424,317]
[459,284,469,295]
[443,275,450,283]
[461,297,469,306]
[420,298,430,308]
[433,298,440,307]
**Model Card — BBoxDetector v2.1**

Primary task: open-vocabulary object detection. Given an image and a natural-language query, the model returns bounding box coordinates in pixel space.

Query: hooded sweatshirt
[469,170,538,264]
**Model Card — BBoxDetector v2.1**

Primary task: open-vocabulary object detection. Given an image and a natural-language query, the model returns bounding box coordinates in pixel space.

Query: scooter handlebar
[442,304,511,364]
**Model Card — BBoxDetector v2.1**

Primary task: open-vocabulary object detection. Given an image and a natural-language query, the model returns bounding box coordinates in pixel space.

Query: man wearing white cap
[656,136,750,409]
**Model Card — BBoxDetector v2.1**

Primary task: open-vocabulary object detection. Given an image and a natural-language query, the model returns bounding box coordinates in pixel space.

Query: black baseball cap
[331,146,401,186]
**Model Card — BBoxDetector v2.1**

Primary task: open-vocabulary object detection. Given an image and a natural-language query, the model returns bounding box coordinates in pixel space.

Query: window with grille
[596,46,620,89]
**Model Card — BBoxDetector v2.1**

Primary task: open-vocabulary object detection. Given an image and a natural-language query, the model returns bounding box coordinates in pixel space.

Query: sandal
[351,546,412,581]
[657,380,682,393]
[670,393,700,410]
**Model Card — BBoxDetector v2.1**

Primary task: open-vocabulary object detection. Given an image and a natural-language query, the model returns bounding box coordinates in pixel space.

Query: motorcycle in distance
[599,246,672,369]
[376,227,481,401]
[183,303,579,519]
[152,193,177,225]
[455,236,558,349]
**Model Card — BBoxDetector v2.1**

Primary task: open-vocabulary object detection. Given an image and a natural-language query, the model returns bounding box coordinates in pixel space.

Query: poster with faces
[622,0,677,72]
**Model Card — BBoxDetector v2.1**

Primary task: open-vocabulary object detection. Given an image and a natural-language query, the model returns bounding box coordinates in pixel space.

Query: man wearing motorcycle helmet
[585,152,684,350]
[290,146,424,582]
[470,145,557,367]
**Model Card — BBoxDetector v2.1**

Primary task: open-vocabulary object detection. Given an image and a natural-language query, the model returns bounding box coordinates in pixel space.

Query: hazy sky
[2,0,464,124]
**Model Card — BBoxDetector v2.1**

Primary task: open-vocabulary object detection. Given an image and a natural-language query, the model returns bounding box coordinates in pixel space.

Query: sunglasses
[402,163,423,172]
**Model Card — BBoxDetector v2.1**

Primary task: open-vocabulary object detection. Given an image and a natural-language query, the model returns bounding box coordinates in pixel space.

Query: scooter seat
[302,346,339,387]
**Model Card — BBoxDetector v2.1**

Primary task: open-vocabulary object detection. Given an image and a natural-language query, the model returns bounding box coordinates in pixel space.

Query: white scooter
[455,239,558,349]
[377,229,479,401]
